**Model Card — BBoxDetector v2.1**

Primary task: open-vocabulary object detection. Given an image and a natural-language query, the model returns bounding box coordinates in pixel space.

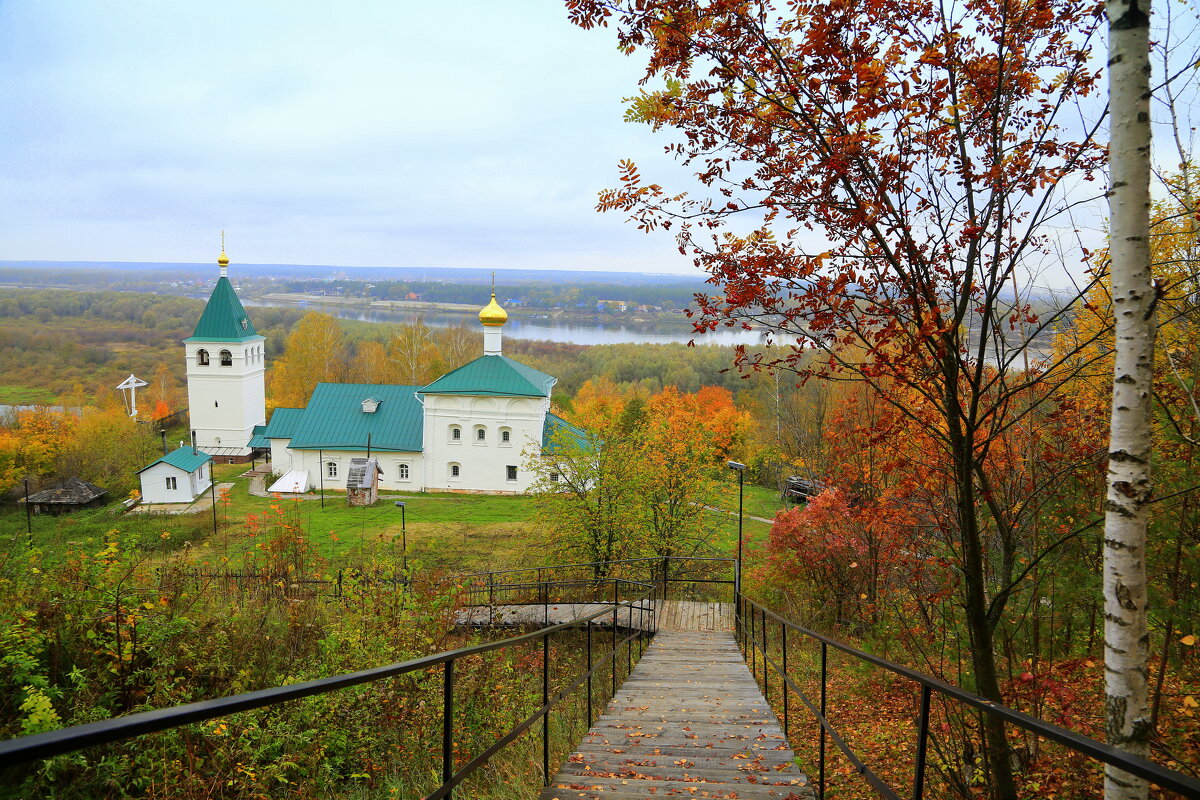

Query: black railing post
[627,602,632,677]
[661,557,668,601]
[819,640,827,800]
[782,621,789,738]
[541,571,548,626]
[612,597,618,695]
[750,602,757,677]
[542,634,550,786]
[443,658,454,797]
[912,685,932,800]
[586,620,594,727]
[761,607,769,704]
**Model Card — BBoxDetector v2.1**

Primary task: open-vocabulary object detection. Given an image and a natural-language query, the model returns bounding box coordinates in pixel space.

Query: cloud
[0,1,700,274]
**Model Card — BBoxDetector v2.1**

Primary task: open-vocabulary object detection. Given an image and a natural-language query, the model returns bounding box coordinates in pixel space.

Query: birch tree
[1103,0,1155,795]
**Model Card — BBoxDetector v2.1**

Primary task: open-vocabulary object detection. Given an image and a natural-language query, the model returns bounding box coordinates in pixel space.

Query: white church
[184,248,580,495]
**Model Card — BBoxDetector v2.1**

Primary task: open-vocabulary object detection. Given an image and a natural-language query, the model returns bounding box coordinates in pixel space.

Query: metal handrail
[736,595,1200,799]
[0,580,659,800]
[445,555,736,583]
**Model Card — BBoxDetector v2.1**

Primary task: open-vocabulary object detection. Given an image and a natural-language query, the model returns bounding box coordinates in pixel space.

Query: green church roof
[183,276,262,342]
[138,446,212,475]
[420,355,555,397]
[246,424,271,449]
[543,413,589,453]
[262,408,306,440]
[286,383,424,452]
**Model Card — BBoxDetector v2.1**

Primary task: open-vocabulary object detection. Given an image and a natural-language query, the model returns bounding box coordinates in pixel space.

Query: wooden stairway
[539,630,813,799]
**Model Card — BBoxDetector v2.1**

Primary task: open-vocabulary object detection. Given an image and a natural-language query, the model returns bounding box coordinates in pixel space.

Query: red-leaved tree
[567,0,1108,795]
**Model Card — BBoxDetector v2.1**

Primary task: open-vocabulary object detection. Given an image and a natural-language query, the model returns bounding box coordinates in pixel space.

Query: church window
[549,472,559,483]
[506,465,518,482]
[450,426,461,442]
[197,349,209,366]
[219,349,233,366]
[449,463,461,479]
[398,463,410,480]
[476,427,486,442]
[326,461,338,478]
[501,429,511,444]
[165,476,177,490]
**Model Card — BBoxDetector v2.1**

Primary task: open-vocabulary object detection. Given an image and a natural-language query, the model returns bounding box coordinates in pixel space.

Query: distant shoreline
[256,292,694,327]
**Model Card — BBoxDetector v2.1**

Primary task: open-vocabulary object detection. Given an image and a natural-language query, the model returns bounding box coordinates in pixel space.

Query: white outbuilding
[137,446,213,504]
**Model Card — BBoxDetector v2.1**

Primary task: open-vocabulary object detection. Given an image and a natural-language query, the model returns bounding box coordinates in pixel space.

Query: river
[243,299,773,347]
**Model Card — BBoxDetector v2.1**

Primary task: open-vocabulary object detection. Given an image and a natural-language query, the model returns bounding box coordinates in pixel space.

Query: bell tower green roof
[184,276,261,342]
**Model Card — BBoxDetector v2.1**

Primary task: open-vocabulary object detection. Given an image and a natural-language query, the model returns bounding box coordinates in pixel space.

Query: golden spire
[479,278,507,327]
[217,230,230,276]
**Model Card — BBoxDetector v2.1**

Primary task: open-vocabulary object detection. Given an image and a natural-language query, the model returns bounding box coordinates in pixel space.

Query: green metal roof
[183,276,262,342]
[420,355,555,397]
[286,383,423,452]
[247,424,271,449]
[542,413,589,453]
[138,446,212,475]
[262,408,305,440]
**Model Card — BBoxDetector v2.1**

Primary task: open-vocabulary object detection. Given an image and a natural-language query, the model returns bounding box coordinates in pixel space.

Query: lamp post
[394,501,407,572]
[727,461,746,617]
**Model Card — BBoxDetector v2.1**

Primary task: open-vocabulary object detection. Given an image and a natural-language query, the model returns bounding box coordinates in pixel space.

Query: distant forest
[0,264,711,313]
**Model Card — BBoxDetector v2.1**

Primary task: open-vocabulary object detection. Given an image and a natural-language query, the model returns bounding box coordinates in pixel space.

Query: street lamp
[394,501,407,572]
[727,461,746,618]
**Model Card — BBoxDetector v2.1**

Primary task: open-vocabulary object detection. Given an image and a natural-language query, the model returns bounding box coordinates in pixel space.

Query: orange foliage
[0,407,76,493]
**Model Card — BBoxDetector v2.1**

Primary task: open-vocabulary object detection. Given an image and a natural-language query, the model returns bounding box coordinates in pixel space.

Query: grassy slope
[2,464,780,576]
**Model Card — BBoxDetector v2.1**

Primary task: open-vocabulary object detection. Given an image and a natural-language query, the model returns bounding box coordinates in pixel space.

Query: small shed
[138,446,213,505]
[346,457,382,506]
[22,478,107,514]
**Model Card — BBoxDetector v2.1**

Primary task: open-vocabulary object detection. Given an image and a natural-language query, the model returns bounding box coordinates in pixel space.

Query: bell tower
[183,235,266,459]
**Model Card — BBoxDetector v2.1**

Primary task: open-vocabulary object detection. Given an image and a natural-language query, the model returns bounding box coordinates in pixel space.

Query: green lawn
[2,467,787,578]
[0,385,60,405]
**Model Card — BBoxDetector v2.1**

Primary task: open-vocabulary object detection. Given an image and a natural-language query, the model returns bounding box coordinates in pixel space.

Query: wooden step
[539,631,813,800]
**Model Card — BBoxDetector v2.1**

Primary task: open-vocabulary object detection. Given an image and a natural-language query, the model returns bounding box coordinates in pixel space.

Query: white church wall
[421,394,548,493]
[268,441,424,493]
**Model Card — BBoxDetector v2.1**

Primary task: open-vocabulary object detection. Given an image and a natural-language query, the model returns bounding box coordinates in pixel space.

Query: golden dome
[217,249,230,268]
[479,292,508,326]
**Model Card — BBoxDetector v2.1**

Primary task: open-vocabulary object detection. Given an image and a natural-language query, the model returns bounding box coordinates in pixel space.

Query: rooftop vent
[361,398,380,414]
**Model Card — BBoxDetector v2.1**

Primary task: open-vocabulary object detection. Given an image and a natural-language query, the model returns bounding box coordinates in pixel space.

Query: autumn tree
[143,362,181,420]
[387,321,440,385]
[268,312,347,409]
[0,408,76,494]
[636,386,747,560]
[56,407,158,496]
[532,379,750,573]
[349,340,400,385]
[568,1,1108,795]
[434,323,481,375]
[531,378,643,574]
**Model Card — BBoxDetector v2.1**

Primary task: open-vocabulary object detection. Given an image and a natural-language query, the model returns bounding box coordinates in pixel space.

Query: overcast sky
[0,1,702,274]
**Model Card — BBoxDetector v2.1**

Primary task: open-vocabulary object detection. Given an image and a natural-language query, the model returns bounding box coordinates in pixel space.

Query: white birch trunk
[1104,0,1154,796]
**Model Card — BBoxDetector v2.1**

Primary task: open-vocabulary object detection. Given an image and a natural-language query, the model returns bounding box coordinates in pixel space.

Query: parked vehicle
[783,475,826,502]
